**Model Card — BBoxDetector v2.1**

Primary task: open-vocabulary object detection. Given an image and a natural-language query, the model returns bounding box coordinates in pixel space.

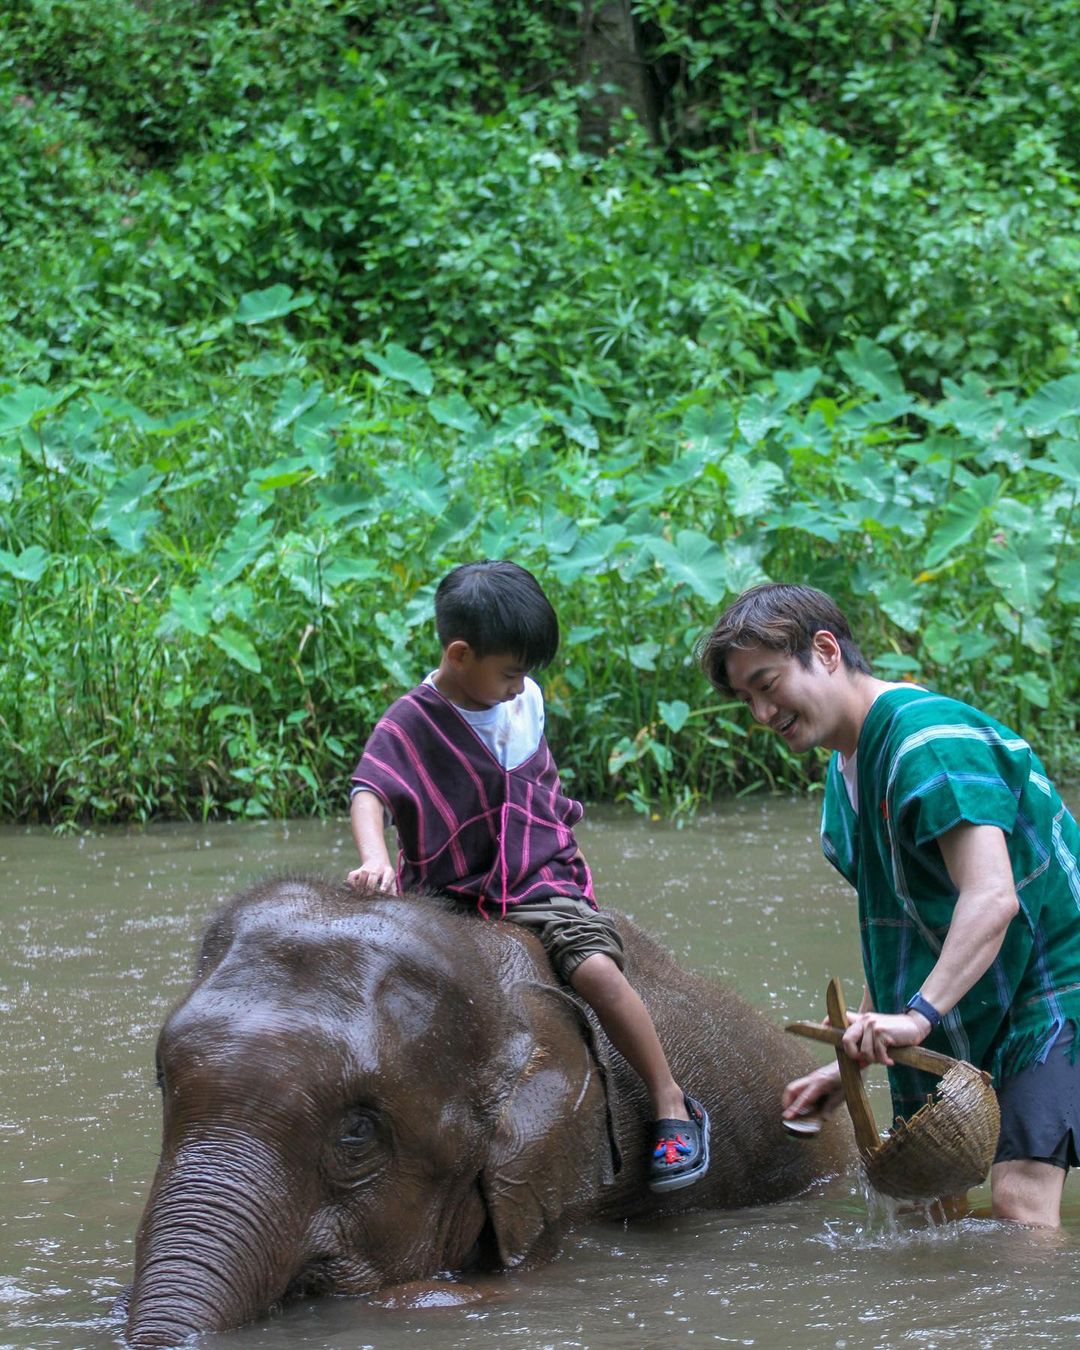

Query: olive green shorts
[501,895,625,983]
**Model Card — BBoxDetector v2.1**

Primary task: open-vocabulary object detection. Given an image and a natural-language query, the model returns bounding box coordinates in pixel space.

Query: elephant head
[125,879,614,1348]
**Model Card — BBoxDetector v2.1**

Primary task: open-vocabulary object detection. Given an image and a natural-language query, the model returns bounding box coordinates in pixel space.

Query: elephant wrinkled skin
[124,877,849,1347]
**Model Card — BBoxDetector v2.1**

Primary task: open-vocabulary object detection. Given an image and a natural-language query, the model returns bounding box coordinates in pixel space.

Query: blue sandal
[649,1094,710,1192]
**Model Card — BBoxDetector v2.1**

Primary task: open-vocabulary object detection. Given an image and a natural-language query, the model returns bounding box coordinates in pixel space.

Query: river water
[1,800,1077,1349]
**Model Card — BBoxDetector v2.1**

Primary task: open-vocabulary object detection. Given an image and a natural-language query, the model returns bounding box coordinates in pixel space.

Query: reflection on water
[0,800,1076,1349]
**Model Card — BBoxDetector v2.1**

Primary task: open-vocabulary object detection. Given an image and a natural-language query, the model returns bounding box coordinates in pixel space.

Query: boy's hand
[346,863,399,896]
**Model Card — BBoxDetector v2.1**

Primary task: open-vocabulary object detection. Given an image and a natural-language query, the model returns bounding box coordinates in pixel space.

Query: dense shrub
[0,0,1076,821]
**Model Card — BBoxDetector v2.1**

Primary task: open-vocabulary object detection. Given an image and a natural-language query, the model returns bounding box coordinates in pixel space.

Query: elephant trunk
[125,1133,308,1349]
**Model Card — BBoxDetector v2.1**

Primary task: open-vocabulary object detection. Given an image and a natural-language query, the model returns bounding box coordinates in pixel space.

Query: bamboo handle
[785,1020,962,1077]
[825,978,881,1157]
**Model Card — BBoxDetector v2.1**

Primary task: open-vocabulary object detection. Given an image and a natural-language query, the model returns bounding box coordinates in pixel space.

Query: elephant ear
[479,981,617,1271]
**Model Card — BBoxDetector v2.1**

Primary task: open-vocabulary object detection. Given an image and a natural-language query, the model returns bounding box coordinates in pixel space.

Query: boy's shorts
[994,1025,1079,1171]
[500,895,625,984]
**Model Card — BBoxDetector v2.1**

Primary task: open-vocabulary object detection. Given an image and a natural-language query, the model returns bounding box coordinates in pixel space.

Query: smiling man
[699,582,1080,1227]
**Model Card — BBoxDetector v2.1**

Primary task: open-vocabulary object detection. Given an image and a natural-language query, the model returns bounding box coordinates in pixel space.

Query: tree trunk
[578,1,661,151]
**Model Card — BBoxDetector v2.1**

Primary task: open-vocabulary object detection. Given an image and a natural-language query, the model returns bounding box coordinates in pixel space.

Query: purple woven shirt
[351,682,596,917]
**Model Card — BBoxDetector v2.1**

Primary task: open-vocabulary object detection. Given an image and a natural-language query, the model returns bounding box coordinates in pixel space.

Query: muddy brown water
[1,800,1077,1350]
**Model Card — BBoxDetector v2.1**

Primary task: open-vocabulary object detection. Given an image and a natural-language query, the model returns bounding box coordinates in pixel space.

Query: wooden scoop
[785,978,1001,1200]
[823,977,880,1155]
[787,977,962,1153]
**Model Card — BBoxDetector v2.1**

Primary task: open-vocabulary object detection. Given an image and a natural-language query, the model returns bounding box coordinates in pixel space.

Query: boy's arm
[346,790,399,895]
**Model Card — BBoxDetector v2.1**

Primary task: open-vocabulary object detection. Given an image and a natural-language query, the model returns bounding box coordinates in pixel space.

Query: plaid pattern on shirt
[821,686,1080,1117]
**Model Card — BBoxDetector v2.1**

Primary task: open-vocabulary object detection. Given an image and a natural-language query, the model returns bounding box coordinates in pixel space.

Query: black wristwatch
[904,990,942,1029]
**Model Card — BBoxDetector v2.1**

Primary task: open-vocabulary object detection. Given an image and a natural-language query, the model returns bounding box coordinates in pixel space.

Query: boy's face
[446,647,529,711]
[724,637,847,754]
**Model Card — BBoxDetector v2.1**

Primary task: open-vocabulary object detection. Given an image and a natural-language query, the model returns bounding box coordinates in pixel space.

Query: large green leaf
[271,379,323,434]
[552,408,599,451]
[549,524,627,581]
[1021,374,1080,436]
[494,403,545,449]
[723,454,785,519]
[0,544,50,582]
[323,556,380,586]
[210,627,262,673]
[773,367,822,409]
[984,536,1055,613]
[932,378,1004,441]
[381,460,449,517]
[680,404,734,457]
[1005,671,1051,709]
[876,577,924,633]
[924,475,999,568]
[737,393,785,446]
[236,284,315,325]
[168,584,212,636]
[658,699,691,733]
[1057,558,1080,604]
[293,395,344,453]
[1031,438,1080,489]
[771,501,848,542]
[91,465,164,550]
[213,516,275,586]
[428,394,482,434]
[366,343,434,395]
[428,499,482,554]
[0,384,68,433]
[837,338,904,399]
[628,640,660,671]
[312,485,381,528]
[644,529,730,604]
[107,509,161,553]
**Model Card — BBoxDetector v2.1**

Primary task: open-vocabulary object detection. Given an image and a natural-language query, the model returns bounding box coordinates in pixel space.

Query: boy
[347,560,709,1192]
[699,581,1080,1227]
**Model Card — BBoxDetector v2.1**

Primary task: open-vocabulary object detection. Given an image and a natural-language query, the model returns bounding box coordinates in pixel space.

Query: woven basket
[863,1060,1001,1201]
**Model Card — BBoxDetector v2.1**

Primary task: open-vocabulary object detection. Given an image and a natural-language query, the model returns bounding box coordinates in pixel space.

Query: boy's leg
[569,952,687,1122]
[498,898,709,1191]
[569,951,709,1192]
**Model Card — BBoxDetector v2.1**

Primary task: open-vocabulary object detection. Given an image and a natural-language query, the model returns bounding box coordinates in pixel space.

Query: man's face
[724,639,843,754]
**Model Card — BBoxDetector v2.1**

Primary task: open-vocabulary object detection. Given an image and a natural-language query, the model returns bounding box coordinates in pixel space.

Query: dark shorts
[994,1026,1080,1171]
[500,895,625,983]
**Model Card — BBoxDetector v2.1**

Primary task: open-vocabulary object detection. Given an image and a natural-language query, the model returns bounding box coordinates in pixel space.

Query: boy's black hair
[434,561,560,669]
[698,582,872,694]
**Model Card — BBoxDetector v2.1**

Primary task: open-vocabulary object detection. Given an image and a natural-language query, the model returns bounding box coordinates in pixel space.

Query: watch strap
[904,990,942,1029]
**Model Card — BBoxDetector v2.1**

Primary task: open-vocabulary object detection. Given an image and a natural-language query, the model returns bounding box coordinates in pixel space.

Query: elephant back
[595,911,851,1215]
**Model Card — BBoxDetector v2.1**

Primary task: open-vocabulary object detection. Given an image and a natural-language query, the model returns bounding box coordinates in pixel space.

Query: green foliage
[1,329,1076,822]
[0,0,1077,821]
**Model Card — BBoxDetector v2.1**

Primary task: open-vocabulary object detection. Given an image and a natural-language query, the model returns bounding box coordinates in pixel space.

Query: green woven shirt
[821,686,1080,1119]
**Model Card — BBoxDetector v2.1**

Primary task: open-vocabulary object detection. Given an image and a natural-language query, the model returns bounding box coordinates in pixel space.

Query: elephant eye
[154,1059,165,1093]
[339,1108,378,1148]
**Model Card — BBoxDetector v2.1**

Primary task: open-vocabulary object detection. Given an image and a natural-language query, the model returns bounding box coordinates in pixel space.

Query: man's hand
[782,1061,845,1123]
[346,862,399,896]
[841,1010,931,1067]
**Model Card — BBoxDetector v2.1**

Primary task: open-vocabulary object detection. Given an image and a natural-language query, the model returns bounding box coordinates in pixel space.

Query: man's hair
[698,582,872,694]
[434,561,559,668]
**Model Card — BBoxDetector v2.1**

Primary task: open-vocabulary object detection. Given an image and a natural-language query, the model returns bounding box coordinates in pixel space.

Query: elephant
[123,876,849,1348]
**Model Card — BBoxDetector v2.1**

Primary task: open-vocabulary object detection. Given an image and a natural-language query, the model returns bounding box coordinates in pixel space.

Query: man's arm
[346,790,399,894]
[842,822,1019,1065]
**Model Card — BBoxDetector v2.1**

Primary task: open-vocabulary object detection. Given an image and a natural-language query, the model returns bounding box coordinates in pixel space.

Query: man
[699,582,1080,1226]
